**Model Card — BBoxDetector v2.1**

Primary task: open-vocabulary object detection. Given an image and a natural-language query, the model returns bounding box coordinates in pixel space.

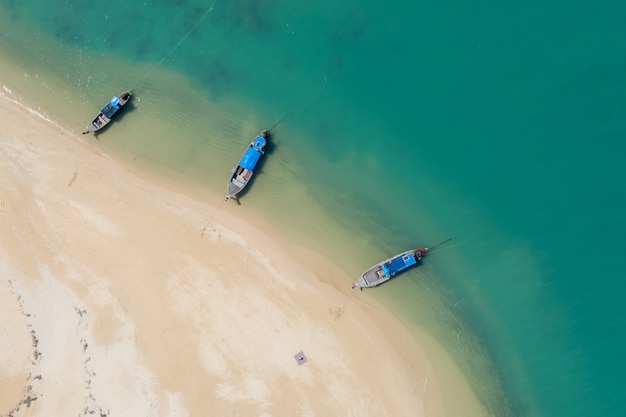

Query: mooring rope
[295,72,328,115]
[427,237,455,254]
[130,0,218,92]
[264,72,328,135]
[200,198,227,238]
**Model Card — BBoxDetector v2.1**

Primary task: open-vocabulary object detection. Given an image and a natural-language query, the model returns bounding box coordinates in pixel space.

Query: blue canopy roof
[238,136,266,170]
[252,135,266,151]
[100,96,121,118]
[384,252,417,276]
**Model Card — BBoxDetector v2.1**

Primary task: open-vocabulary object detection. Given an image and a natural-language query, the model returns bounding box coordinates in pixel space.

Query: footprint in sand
[330,306,345,321]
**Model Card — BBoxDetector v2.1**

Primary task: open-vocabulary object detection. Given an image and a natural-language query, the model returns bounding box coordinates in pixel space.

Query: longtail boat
[352,237,453,290]
[83,91,132,134]
[225,130,268,201]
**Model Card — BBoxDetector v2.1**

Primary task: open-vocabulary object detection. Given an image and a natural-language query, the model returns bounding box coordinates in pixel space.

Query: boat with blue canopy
[226,130,268,201]
[352,238,453,289]
[352,247,429,290]
[83,91,132,134]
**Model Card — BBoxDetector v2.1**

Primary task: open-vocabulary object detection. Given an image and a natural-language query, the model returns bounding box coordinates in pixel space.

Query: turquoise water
[2,0,626,416]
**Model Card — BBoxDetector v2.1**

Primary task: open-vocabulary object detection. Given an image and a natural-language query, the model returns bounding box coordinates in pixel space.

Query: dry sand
[0,92,449,417]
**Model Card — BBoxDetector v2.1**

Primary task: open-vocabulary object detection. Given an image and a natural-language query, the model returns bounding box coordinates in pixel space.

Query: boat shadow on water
[90,101,138,139]
[260,134,277,156]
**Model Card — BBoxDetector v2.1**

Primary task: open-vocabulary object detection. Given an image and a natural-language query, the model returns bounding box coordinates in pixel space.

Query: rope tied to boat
[129,0,219,92]
[427,237,454,254]
[200,198,228,239]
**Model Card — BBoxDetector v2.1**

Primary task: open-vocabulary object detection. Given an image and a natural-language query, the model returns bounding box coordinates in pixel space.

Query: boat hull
[226,131,268,200]
[227,170,254,196]
[352,247,428,289]
[85,91,132,133]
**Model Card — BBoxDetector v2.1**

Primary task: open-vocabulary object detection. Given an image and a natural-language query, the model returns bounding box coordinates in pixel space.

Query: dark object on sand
[294,351,307,366]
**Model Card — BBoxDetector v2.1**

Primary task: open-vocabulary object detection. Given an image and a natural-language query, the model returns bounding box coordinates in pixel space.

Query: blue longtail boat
[352,238,453,289]
[225,130,268,201]
[83,91,132,134]
[352,247,429,290]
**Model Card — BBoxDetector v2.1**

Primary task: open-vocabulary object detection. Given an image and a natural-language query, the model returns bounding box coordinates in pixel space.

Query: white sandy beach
[0,93,457,416]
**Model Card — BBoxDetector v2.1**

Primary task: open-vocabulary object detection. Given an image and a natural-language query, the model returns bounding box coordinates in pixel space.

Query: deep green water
[2,0,626,416]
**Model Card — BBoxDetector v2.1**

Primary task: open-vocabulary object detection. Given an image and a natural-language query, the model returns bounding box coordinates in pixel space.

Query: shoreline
[0,90,464,416]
